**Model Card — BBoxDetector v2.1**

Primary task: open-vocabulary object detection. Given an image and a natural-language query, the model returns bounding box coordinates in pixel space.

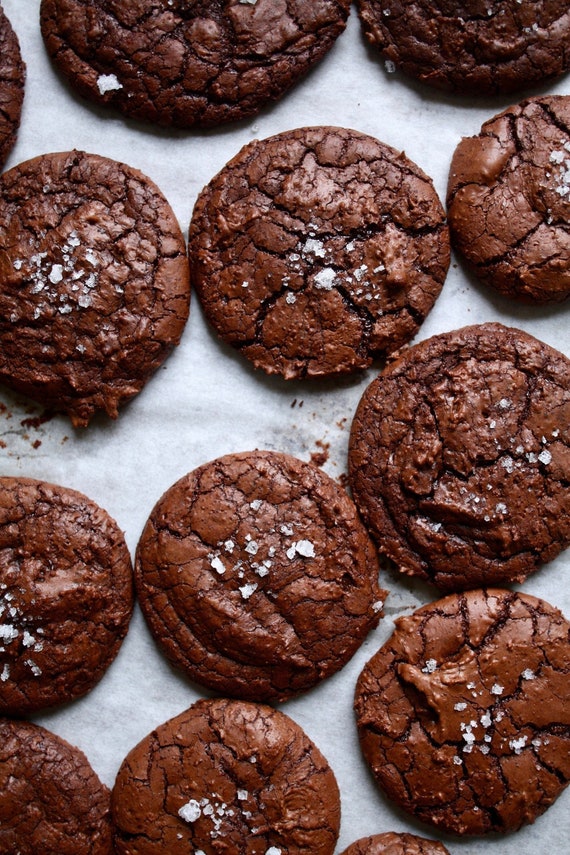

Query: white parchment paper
[1,2,569,851]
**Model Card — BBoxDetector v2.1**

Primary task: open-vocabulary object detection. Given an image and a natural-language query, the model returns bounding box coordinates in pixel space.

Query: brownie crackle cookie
[355,589,570,835]
[112,698,341,854]
[348,323,570,592]
[357,0,570,95]
[0,6,25,170]
[448,95,570,303]
[0,718,112,855]
[40,0,351,127]
[135,450,384,702]
[189,126,449,379]
[0,150,190,426]
[0,477,133,715]
[339,832,450,855]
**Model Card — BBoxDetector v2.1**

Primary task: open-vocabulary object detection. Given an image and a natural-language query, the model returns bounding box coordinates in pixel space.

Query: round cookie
[188,126,449,379]
[40,0,351,128]
[348,322,570,592]
[447,95,570,304]
[0,150,190,426]
[340,832,450,855]
[0,718,112,855]
[111,697,341,854]
[135,449,384,702]
[357,0,570,95]
[0,7,25,170]
[0,477,133,715]
[354,589,570,835]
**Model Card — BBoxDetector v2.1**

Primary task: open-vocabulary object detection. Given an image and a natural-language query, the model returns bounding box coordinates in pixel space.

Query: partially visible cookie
[348,322,570,592]
[0,477,133,715]
[40,0,351,127]
[112,698,341,854]
[0,7,25,170]
[357,0,570,95]
[354,589,570,835]
[135,450,384,702]
[340,832,450,855]
[447,95,570,303]
[0,718,112,855]
[189,126,449,379]
[0,150,190,426]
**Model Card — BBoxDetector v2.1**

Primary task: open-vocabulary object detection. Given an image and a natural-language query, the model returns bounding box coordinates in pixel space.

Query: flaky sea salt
[97,73,123,95]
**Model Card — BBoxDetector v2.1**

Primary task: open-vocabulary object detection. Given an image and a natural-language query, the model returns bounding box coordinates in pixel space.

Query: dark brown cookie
[0,7,25,170]
[0,477,133,715]
[348,322,570,592]
[357,0,570,95]
[135,449,384,702]
[0,718,112,854]
[189,126,449,379]
[111,697,341,854]
[339,832,450,855]
[354,589,570,835]
[0,150,190,426]
[447,95,570,304]
[40,0,351,128]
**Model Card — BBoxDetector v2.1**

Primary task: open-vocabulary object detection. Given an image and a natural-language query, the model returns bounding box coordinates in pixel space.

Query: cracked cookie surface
[0,150,190,426]
[339,832,450,855]
[348,322,570,592]
[135,449,384,702]
[0,718,112,855]
[357,0,570,95]
[0,7,25,170]
[447,95,570,303]
[40,0,351,127]
[189,126,449,379]
[354,589,570,835]
[111,697,341,854]
[0,477,133,715]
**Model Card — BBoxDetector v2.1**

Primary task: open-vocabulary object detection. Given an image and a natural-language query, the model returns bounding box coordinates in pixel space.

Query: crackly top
[354,588,570,835]
[0,150,190,426]
[40,0,351,127]
[135,449,383,702]
[0,7,25,170]
[339,831,450,855]
[348,322,570,592]
[0,476,133,715]
[189,126,449,379]
[111,697,341,854]
[0,718,112,855]
[447,95,570,304]
[357,0,570,95]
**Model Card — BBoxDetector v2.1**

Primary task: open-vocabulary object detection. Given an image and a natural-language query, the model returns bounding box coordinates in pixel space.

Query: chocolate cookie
[354,589,570,835]
[340,832,450,855]
[111,697,341,854]
[0,477,133,715]
[0,150,190,426]
[0,718,112,854]
[447,95,570,304]
[135,450,384,702]
[40,0,351,128]
[357,0,570,95]
[348,322,570,592]
[189,126,449,379]
[0,7,25,170]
